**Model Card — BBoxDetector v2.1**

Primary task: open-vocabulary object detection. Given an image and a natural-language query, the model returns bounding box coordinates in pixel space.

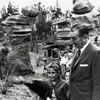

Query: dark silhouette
[23,80,52,100]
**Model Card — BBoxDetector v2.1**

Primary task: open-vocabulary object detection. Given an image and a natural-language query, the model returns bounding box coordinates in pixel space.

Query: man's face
[70,30,85,49]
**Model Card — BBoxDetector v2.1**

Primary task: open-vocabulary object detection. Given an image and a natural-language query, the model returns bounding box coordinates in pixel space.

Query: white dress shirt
[80,40,90,55]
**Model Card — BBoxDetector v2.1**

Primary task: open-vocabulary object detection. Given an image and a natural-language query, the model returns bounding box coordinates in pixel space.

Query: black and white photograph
[0,0,100,100]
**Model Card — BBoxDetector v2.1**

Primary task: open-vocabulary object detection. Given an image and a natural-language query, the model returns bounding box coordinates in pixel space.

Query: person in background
[60,51,69,66]
[59,50,64,60]
[60,51,69,79]
[65,70,70,85]
[69,24,100,100]
[47,62,69,100]
[67,52,73,69]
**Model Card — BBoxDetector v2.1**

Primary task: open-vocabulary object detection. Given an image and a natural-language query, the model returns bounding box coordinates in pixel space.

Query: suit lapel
[72,42,91,69]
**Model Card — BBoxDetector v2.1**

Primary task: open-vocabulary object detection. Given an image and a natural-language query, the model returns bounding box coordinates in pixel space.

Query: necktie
[76,49,81,60]
[73,49,81,65]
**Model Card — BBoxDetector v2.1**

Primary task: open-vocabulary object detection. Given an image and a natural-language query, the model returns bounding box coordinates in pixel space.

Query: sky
[0,0,100,13]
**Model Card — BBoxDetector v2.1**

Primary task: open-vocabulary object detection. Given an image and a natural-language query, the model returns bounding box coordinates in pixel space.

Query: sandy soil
[0,84,32,100]
[0,70,47,100]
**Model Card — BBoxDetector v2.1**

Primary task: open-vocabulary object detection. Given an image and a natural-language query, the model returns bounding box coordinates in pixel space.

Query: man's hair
[71,24,89,37]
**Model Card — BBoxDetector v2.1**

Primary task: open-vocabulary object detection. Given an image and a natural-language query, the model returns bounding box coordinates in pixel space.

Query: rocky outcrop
[1,14,35,76]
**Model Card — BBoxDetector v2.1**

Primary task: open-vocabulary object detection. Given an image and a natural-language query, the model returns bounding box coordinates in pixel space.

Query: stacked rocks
[1,14,35,76]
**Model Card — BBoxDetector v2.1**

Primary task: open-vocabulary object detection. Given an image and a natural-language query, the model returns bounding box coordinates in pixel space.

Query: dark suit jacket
[69,42,100,100]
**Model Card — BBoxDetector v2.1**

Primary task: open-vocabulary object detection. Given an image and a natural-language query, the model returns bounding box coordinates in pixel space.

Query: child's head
[47,62,61,81]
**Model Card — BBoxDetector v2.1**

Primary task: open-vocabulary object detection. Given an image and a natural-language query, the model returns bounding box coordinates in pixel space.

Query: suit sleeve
[92,50,100,100]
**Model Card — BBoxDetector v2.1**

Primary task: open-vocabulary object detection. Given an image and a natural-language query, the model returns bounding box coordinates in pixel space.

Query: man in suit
[69,25,100,100]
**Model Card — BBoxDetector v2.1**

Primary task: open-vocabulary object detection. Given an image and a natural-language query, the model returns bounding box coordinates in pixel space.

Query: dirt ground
[0,52,47,100]
[0,84,32,100]
[0,68,47,100]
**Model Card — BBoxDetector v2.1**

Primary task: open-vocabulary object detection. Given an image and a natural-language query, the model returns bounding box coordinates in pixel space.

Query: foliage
[34,2,66,41]
[65,10,72,18]
[0,65,15,94]
[0,6,8,20]
[0,47,16,95]
[7,2,19,15]
[0,1,19,20]
[49,7,63,20]
[34,2,52,40]
[36,21,52,40]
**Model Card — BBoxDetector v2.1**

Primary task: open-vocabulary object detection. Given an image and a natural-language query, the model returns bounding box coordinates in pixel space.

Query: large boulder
[71,10,100,32]
[72,0,94,14]
[21,5,39,17]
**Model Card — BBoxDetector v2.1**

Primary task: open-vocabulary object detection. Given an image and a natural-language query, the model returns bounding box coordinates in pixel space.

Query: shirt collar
[80,40,90,54]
